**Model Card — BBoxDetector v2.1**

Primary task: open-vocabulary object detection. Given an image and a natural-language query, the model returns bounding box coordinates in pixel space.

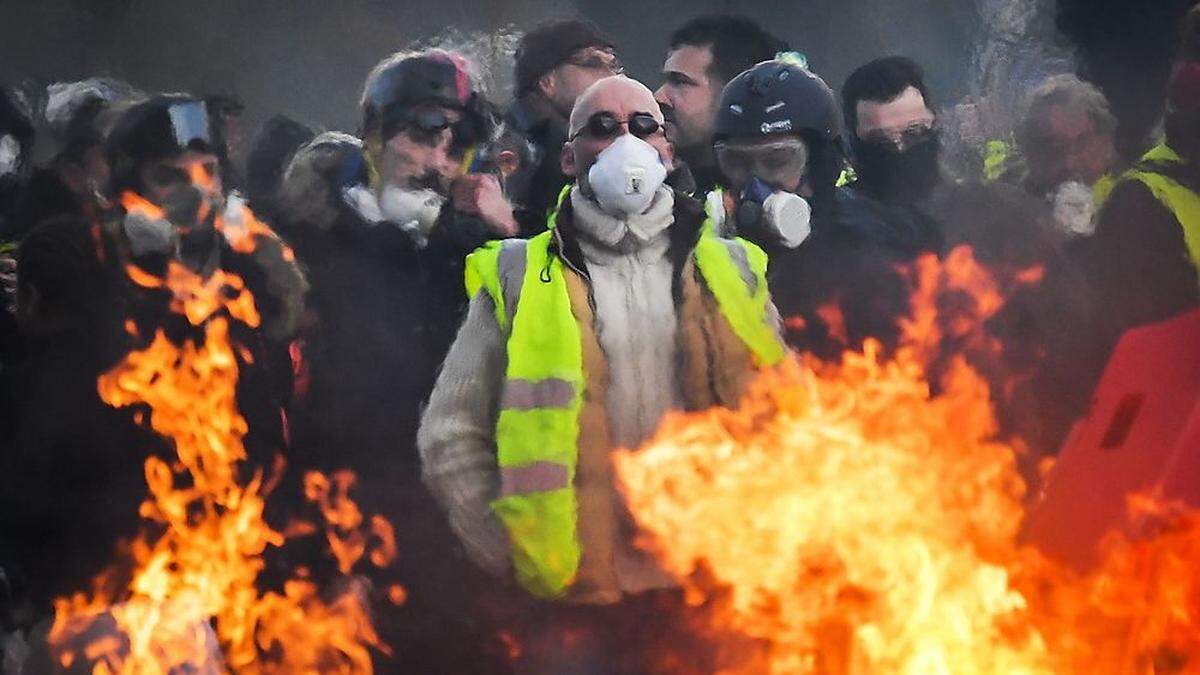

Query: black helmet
[715,59,846,195]
[360,50,493,144]
[107,94,212,193]
[715,59,842,144]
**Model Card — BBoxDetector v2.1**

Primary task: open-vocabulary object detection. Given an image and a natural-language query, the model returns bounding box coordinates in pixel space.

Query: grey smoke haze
[0,0,987,138]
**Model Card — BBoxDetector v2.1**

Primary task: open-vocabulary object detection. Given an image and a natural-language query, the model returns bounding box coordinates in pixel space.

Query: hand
[451,174,518,237]
[0,255,16,315]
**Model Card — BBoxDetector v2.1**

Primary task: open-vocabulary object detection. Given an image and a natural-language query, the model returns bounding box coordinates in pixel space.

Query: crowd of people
[1,9,1199,673]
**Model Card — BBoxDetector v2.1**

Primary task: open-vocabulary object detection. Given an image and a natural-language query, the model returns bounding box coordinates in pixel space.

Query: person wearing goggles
[709,58,846,254]
[355,49,516,247]
[104,93,305,336]
[106,95,232,269]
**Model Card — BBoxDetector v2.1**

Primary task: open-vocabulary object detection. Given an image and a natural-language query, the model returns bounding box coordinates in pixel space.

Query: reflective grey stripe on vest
[499,461,571,497]
[501,378,577,410]
[496,238,528,328]
[713,237,758,294]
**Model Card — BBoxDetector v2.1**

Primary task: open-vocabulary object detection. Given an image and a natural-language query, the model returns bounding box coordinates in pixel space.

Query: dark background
[0,0,983,134]
[0,0,1194,154]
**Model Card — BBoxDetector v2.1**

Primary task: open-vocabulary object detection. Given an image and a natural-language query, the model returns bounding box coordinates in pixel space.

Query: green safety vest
[1107,143,1200,269]
[463,186,785,598]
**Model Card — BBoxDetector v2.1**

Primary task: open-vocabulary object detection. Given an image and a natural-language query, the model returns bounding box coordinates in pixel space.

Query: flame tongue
[49,238,392,669]
[615,346,1048,674]
[614,248,1200,674]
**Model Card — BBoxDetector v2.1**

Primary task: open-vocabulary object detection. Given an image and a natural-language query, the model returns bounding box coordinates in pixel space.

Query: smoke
[939,0,1076,181]
[407,26,524,106]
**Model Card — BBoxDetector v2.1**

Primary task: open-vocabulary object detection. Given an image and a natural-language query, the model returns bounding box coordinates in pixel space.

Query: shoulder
[694,235,763,294]
[1097,177,1173,235]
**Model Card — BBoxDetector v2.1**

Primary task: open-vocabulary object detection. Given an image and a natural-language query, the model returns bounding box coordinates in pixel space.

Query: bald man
[418,76,785,609]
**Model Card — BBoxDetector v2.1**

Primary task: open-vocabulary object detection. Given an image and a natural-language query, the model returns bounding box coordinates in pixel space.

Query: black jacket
[505,98,570,237]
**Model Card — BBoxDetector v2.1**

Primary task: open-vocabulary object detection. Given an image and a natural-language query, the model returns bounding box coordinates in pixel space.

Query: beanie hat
[515,19,615,94]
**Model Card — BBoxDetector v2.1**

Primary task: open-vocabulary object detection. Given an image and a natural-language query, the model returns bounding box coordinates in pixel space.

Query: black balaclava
[853,127,942,205]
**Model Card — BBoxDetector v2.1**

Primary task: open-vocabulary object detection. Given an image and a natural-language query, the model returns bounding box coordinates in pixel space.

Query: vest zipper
[552,223,600,320]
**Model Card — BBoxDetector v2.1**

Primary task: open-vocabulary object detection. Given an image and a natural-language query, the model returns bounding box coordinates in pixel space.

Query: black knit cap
[515,19,615,94]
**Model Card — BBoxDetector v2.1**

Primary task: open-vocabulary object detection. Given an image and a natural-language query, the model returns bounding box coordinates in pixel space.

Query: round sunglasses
[569,111,662,141]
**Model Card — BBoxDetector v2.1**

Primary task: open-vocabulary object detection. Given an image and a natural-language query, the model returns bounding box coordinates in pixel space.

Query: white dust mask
[586,133,668,218]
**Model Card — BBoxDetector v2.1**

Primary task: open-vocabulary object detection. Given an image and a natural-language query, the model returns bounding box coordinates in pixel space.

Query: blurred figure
[10,78,142,239]
[205,93,247,193]
[0,217,157,622]
[0,84,35,236]
[708,57,842,256]
[655,14,789,195]
[0,84,35,369]
[102,94,306,464]
[273,49,519,672]
[839,58,1093,457]
[1081,62,1200,361]
[839,56,1061,273]
[242,114,318,222]
[420,75,784,672]
[1010,74,1120,237]
[505,19,622,234]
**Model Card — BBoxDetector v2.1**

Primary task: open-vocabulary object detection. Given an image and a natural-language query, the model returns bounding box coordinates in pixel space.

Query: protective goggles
[384,107,481,156]
[714,138,809,181]
[569,111,662,141]
[165,100,212,149]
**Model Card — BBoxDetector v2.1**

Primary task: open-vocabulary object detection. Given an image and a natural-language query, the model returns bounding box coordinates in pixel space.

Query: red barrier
[1023,309,1200,569]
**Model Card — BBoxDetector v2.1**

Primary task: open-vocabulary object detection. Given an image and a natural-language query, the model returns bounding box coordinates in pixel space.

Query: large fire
[614,247,1200,674]
[46,199,396,674]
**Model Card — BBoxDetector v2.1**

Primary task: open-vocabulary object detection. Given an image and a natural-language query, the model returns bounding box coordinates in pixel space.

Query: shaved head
[568,76,665,137]
[562,75,674,195]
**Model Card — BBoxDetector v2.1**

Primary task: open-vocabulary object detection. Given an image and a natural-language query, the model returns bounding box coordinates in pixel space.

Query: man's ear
[496,150,521,179]
[561,141,577,177]
[536,71,557,102]
[659,140,675,172]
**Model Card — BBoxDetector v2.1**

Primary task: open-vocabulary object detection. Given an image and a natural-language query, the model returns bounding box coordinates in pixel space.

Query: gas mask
[854,126,942,204]
[1050,180,1097,237]
[735,176,812,248]
[586,133,668,218]
[123,209,176,257]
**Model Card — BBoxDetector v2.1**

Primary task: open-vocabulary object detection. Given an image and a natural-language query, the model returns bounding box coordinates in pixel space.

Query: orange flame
[120,191,166,222]
[613,247,1200,674]
[49,228,395,671]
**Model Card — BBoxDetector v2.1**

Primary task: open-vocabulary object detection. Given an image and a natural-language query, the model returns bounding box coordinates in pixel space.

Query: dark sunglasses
[570,111,661,141]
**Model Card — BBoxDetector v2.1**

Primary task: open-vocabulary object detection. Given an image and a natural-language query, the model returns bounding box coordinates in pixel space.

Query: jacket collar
[549,183,708,286]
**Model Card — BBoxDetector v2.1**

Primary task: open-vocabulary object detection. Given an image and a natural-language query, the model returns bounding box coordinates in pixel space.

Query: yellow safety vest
[1107,143,1200,268]
[463,187,784,597]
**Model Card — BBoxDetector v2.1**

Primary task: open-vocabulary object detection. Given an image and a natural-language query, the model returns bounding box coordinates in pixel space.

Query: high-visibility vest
[463,187,785,598]
[1108,143,1200,269]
